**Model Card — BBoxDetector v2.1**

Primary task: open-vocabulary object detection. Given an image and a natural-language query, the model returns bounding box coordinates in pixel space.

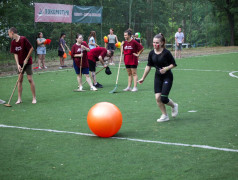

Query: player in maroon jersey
[122,29,144,92]
[87,47,113,88]
[71,34,97,91]
[8,27,36,104]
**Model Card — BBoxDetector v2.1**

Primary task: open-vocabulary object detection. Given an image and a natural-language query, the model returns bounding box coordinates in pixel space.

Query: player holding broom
[8,27,36,104]
[71,34,97,91]
[138,33,178,122]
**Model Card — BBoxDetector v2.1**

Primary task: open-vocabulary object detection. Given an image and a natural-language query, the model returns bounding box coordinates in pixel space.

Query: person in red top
[71,34,97,91]
[122,29,144,92]
[8,27,36,104]
[87,47,113,88]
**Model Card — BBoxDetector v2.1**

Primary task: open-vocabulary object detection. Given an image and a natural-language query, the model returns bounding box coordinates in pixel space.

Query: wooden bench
[166,43,190,48]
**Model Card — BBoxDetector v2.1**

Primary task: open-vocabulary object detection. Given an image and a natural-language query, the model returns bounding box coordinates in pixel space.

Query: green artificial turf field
[0,52,238,179]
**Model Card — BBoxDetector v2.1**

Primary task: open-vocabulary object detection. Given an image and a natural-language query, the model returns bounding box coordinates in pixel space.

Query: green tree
[209,0,238,45]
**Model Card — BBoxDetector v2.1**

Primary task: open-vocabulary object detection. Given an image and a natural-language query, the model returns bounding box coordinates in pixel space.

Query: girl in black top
[138,33,178,122]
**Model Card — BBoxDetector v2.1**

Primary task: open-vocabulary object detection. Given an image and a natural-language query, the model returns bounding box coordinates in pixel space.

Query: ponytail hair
[154,33,166,48]
[124,28,133,37]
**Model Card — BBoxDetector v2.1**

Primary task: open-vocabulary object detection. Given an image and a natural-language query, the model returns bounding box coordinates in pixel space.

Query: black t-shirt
[147,48,177,75]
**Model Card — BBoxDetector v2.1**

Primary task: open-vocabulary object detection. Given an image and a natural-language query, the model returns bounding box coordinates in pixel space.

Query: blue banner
[72,6,103,24]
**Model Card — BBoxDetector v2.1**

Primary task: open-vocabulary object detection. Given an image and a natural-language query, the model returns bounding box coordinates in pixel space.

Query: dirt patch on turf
[0,46,237,77]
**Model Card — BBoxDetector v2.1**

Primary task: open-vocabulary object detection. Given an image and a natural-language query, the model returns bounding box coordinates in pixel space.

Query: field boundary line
[0,66,235,79]
[1,124,237,153]
[229,71,238,78]
[1,51,238,79]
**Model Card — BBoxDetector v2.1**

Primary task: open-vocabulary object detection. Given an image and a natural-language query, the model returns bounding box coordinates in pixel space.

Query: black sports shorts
[107,43,116,51]
[88,60,96,72]
[125,65,137,69]
[58,50,64,57]
[154,72,173,95]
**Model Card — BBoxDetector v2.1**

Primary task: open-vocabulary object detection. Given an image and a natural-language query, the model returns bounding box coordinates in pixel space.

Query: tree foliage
[0,0,237,52]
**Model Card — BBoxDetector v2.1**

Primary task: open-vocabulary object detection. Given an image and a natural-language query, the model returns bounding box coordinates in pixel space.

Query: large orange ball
[87,102,123,138]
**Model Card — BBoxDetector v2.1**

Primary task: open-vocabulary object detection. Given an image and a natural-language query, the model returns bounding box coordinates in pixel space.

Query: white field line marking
[1,51,238,79]
[229,71,238,78]
[0,67,235,79]
[181,51,238,59]
[0,68,73,79]
[1,124,238,153]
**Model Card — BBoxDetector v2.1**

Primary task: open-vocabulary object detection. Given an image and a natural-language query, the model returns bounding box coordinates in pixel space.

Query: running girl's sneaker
[44,66,47,69]
[38,67,42,69]
[123,87,131,91]
[172,103,178,117]
[90,86,98,91]
[157,114,170,122]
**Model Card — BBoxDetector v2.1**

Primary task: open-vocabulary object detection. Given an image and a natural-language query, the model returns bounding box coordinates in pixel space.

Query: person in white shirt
[175,27,184,59]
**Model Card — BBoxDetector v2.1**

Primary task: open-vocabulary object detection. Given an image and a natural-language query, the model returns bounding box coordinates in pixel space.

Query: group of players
[8,27,179,122]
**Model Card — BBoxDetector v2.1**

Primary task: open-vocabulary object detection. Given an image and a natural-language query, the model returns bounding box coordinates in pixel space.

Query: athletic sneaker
[44,66,47,69]
[157,114,170,122]
[123,87,131,91]
[131,87,138,92]
[90,86,98,91]
[94,82,103,88]
[58,66,63,69]
[79,86,83,91]
[38,67,42,69]
[172,103,178,118]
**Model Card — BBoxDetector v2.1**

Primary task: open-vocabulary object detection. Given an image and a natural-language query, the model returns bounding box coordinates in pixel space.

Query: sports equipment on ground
[109,48,123,93]
[4,63,27,107]
[82,67,106,85]
[87,102,123,137]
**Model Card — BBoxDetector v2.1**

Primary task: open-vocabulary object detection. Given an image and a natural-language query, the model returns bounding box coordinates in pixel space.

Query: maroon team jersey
[87,47,107,62]
[10,36,33,65]
[123,39,143,66]
[71,42,89,68]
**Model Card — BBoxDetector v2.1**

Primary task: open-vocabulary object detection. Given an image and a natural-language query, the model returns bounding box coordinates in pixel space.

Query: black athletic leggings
[154,72,173,103]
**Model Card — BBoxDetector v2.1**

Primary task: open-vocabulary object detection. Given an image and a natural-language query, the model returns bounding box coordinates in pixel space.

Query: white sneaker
[123,87,131,91]
[90,86,98,91]
[58,66,62,69]
[38,67,42,69]
[172,103,178,118]
[44,66,47,69]
[131,87,138,92]
[157,114,170,122]
[79,86,83,91]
